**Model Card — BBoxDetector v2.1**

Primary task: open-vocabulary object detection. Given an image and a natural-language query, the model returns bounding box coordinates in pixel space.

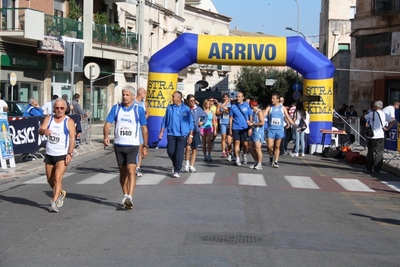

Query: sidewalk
[0,123,108,180]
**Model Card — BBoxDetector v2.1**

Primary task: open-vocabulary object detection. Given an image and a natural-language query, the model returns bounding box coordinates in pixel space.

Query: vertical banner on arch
[304,78,334,145]
[146,72,178,147]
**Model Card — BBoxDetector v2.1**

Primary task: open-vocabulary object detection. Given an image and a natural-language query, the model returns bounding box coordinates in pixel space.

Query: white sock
[186,160,189,165]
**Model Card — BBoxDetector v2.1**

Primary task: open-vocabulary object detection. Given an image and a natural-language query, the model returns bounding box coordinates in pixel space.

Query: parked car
[6,101,29,117]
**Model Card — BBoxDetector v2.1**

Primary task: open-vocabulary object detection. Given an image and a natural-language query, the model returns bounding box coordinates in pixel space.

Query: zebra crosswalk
[22,172,400,194]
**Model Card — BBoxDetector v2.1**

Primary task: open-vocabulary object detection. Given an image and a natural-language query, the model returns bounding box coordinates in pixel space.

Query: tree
[67,0,82,21]
[234,67,300,107]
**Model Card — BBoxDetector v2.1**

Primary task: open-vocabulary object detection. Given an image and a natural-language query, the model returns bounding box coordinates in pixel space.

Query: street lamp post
[285,27,306,39]
[294,0,300,36]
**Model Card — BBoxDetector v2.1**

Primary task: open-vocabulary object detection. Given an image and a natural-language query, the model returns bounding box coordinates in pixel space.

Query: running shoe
[189,166,196,173]
[184,164,190,172]
[121,194,128,206]
[243,154,248,164]
[269,157,273,166]
[208,155,212,162]
[204,155,208,161]
[124,195,133,209]
[272,161,279,168]
[300,153,305,157]
[172,172,180,178]
[227,154,232,161]
[56,190,66,208]
[222,152,227,158]
[50,200,59,212]
[254,163,263,170]
[236,159,241,166]
[249,164,255,169]
[291,153,299,157]
[136,167,143,177]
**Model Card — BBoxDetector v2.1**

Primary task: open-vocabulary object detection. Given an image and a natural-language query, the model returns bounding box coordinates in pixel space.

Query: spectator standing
[292,102,310,157]
[134,87,149,178]
[382,100,399,122]
[71,93,87,117]
[23,97,44,117]
[61,94,72,115]
[363,101,396,173]
[200,99,216,161]
[103,85,148,209]
[39,98,76,212]
[0,93,8,112]
[184,94,207,173]
[216,93,232,159]
[248,100,264,170]
[347,105,358,118]
[229,92,252,166]
[158,91,194,178]
[41,94,59,115]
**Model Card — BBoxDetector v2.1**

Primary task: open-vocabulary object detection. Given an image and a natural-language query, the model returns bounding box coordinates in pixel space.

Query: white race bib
[117,126,133,137]
[271,118,281,126]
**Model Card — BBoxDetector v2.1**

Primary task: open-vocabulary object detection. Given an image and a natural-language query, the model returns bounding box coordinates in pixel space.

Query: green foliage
[93,12,109,25]
[234,67,301,107]
[67,0,82,21]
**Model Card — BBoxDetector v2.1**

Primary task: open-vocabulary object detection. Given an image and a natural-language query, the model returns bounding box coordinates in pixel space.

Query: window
[350,6,356,19]
[338,43,350,50]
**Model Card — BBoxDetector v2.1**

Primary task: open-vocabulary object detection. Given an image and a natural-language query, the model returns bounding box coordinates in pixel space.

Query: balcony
[92,23,138,50]
[0,8,44,40]
[44,15,83,39]
[372,0,400,15]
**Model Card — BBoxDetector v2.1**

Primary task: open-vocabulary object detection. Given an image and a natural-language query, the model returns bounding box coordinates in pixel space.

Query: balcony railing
[1,8,26,30]
[92,23,138,49]
[44,14,83,39]
[372,0,400,15]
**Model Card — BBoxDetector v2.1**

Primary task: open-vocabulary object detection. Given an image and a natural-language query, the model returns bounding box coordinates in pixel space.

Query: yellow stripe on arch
[303,78,334,122]
[197,35,287,66]
[146,72,177,117]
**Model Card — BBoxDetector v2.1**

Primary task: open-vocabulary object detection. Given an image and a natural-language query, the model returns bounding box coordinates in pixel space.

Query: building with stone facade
[350,0,400,113]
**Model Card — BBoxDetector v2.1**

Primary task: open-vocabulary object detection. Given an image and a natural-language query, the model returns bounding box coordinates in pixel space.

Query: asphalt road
[1,146,399,267]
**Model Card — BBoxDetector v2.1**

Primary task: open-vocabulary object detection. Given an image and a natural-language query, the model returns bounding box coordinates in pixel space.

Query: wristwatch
[144,144,149,148]
[68,152,74,157]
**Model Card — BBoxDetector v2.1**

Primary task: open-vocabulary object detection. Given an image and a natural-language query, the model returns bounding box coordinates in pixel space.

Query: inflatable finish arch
[146,33,335,148]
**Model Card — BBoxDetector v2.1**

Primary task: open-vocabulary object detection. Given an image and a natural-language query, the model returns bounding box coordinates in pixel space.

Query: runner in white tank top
[39,98,76,212]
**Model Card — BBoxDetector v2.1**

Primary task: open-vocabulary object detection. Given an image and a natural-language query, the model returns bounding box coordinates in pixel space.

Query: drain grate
[200,234,263,245]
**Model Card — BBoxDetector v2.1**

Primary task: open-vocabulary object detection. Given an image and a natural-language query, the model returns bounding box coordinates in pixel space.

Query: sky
[212,0,321,42]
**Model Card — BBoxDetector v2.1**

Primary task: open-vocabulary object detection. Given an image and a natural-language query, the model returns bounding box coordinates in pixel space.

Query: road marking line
[184,172,215,184]
[238,173,267,186]
[77,173,118,184]
[333,178,375,192]
[381,181,400,192]
[137,174,166,185]
[24,173,75,184]
[284,176,320,189]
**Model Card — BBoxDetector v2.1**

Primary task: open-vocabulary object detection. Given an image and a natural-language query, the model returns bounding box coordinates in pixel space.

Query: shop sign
[1,55,47,70]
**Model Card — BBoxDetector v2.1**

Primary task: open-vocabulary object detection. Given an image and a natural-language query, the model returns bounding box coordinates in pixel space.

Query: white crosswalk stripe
[381,181,400,192]
[77,173,118,184]
[238,173,267,186]
[333,178,375,192]
[184,173,215,184]
[24,173,75,184]
[137,174,166,185]
[284,176,320,189]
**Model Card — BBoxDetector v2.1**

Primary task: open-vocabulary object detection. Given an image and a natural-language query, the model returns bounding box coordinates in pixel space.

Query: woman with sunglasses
[39,98,76,212]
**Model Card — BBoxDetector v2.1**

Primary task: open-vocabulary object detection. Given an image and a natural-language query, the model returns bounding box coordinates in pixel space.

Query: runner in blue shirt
[229,92,253,166]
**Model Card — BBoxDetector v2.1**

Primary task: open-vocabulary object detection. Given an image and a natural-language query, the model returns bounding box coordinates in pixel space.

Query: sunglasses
[54,107,65,110]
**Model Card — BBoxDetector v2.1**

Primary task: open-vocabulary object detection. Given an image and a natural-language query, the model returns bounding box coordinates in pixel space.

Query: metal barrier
[74,113,96,153]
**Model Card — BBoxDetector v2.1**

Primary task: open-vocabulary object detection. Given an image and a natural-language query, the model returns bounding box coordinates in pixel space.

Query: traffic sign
[9,72,17,86]
[292,82,302,91]
[293,91,301,100]
[265,79,276,86]
[84,62,100,80]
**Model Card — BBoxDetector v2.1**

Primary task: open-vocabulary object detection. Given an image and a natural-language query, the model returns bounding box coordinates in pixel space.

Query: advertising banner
[0,113,14,159]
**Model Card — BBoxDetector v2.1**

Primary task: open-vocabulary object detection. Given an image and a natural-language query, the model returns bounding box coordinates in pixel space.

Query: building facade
[350,0,400,112]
